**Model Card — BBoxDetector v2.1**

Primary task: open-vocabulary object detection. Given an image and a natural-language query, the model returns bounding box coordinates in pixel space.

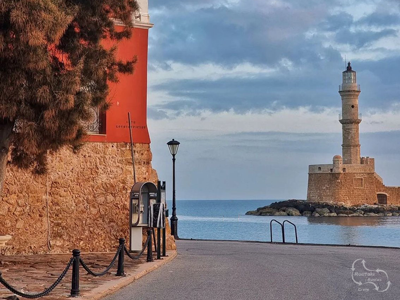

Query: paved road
[104,240,400,300]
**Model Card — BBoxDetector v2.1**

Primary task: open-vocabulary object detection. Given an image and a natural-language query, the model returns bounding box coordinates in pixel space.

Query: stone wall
[307,173,341,204]
[309,162,374,174]
[307,171,400,206]
[0,142,175,255]
[374,178,400,206]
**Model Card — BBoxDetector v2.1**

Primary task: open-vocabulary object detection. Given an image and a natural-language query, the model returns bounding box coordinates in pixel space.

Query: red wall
[87,26,150,144]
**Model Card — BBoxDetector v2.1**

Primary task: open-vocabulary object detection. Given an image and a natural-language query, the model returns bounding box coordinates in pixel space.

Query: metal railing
[0,230,160,298]
[283,220,298,244]
[270,219,285,243]
[270,219,298,244]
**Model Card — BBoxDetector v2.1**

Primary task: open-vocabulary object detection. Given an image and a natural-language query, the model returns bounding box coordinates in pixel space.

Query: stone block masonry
[0,142,175,255]
[308,169,400,206]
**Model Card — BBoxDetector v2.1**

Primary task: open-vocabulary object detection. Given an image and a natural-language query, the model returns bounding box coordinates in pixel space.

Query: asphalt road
[104,240,400,300]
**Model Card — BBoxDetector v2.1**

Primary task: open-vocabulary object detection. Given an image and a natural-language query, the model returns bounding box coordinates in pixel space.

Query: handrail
[270,219,285,243]
[270,219,299,244]
[283,220,298,244]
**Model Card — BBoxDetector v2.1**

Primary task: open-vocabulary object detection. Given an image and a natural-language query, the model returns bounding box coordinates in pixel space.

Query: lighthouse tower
[339,62,361,164]
[307,63,400,206]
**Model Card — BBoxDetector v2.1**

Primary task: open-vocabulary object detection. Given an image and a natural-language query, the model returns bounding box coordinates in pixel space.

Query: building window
[343,168,346,172]
[377,193,388,205]
[354,178,364,188]
[330,169,333,173]
[318,167,321,171]
[82,108,106,134]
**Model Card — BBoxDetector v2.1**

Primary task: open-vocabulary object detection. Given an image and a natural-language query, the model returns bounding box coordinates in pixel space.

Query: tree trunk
[0,119,14,194]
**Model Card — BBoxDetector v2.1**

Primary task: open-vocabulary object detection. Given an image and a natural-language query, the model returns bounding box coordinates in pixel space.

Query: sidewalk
[0,250,177,300]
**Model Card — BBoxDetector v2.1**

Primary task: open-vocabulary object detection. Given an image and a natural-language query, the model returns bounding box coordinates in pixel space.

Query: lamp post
[167,139,180,238]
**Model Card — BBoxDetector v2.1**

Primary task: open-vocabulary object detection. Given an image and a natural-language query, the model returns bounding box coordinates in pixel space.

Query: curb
[179,238,400,250]
[75,250,177,300]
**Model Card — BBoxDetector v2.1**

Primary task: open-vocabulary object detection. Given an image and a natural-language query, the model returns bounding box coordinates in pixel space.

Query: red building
[86,0,153,144]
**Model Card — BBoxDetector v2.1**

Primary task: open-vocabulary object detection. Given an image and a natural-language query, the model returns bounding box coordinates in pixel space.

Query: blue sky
[146,0,400,200]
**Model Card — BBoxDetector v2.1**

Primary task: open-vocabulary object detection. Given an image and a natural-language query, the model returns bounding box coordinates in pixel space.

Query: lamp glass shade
[167,139,180,155]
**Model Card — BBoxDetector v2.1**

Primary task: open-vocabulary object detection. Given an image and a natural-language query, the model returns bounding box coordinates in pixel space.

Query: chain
[79,244,122,277]
[0,257,74,299]
[124,235,150,260]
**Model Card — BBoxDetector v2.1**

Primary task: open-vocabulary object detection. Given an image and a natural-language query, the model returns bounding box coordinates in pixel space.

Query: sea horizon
[171,199,288,201]
[169,200,400,247]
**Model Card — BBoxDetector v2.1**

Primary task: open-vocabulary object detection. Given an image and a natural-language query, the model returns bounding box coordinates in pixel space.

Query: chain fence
[0,258,74,299]
[80,244,123,277]
[0,234,156,298]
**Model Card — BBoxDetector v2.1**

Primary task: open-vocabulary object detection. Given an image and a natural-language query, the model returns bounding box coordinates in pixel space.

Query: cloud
[357,12,400,27]
[150,74,338,114]
[149,1,339,68]
[147,0,400,117]
[335,28,397,48]
[148,107,400,138]
[148,55,400,116]
[322,12,354,31]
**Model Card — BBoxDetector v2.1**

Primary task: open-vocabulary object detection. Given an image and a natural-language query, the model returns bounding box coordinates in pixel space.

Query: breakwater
[246,200,400,217]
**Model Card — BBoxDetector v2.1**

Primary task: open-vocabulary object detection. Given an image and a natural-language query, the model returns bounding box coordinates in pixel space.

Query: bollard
[162,227,166,257]
[152,228,157,253]
[147,229,153,262]
[71,249,80,297]
[116,238,125,276]
[157,228,161,259]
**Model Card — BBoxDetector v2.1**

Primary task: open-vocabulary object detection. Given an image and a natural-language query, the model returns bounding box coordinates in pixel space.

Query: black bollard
[116,238,125,276]
[70,249,80,297]
[157,228,161,259]
[152,228,157,253]
[162,227,167,257]
[147,229,153,262]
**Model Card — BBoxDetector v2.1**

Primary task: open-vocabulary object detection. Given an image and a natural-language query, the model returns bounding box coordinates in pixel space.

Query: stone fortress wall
[308,155,400,206]
[0,142,175,255]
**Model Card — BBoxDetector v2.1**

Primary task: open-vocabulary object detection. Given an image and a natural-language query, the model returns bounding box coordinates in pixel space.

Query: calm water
[167,200,400,247]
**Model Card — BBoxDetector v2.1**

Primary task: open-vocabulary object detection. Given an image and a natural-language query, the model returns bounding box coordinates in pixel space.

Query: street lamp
[167,139,180,238]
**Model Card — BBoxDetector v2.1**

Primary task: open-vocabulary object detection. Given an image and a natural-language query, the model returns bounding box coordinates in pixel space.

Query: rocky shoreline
[246,200,400,217]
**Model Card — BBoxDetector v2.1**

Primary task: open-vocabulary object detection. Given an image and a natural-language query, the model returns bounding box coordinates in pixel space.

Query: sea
[166,200,400,248]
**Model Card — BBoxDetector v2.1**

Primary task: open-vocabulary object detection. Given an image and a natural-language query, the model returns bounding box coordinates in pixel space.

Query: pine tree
[0,0,138,192]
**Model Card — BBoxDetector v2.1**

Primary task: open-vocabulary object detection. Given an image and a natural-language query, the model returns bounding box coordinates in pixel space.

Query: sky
[145,0,400,200]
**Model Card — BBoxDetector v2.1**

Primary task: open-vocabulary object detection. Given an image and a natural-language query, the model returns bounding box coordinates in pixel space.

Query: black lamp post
[167,139,180,238]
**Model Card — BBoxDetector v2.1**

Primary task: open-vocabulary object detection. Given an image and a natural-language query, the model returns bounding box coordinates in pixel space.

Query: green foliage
[0,0,138,173]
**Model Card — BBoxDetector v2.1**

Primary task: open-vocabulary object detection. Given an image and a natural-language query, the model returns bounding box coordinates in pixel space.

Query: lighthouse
[307,62,400,206]
[339,62,361,164]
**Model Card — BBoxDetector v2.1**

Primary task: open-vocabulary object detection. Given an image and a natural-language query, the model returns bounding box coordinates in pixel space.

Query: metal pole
[152,228,157,253]
[128,112,136,183]
[157,228,161,259]
[116,238,125,276]
[147,229,154,262]
[157,181,161,259]
[70,249,80,297]
[171,154,178,238]
[162,227,166,257]
[162,180,167,256]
